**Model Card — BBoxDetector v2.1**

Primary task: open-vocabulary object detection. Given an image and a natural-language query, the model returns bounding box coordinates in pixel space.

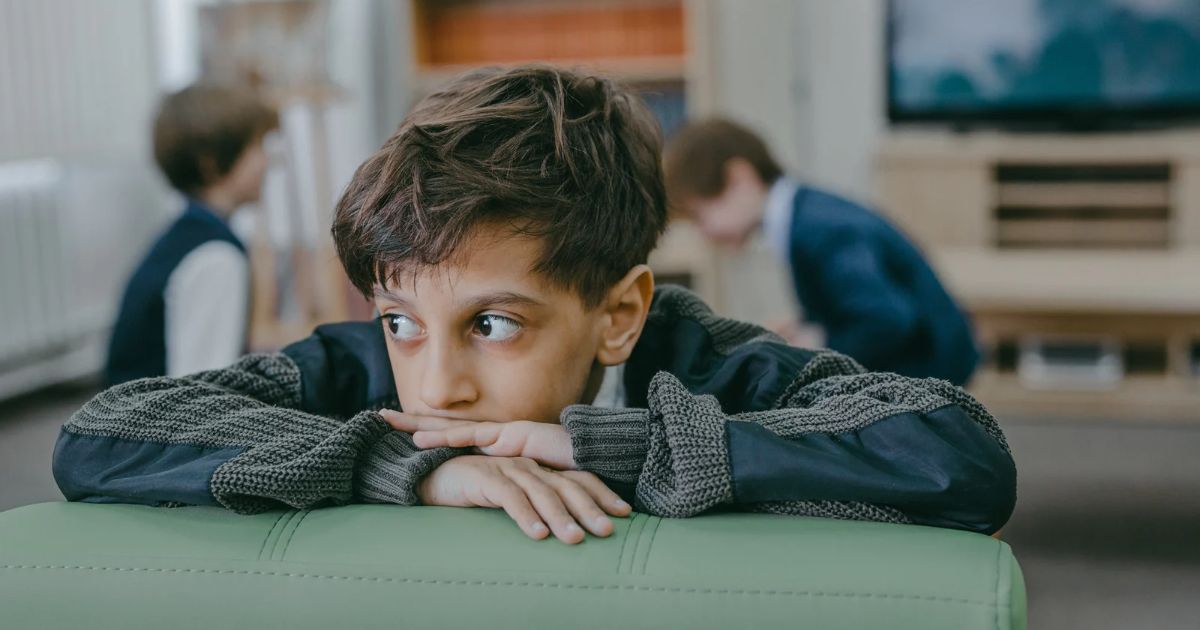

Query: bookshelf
[407,0,691,136]
[412,1,686,68]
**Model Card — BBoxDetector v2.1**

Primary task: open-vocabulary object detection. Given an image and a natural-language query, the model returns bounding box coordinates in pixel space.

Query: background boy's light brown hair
[663,118,783,210]
[152,84,279,196]
[333,65,668,308]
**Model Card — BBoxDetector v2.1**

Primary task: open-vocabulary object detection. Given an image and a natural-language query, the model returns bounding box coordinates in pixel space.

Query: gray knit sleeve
[56,353,463,513]
[562,351,1017,533]
[561,373,732,518]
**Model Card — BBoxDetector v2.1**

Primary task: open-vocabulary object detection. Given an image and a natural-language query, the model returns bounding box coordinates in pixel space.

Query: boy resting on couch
[53,65,1016,544]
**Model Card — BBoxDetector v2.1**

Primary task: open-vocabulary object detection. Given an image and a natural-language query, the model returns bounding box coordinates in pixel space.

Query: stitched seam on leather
[617,514,646,575]
[993,541,1003,630]
[614,514,633,574]
[256,512,290,561]
[277,511,310,562]
[628,515,649,575]
[636,517,662,576]
[0,565,997,605]
[266,511,300,562]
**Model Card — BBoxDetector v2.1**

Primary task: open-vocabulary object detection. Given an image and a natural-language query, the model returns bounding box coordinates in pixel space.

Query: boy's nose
[418,346,479,411]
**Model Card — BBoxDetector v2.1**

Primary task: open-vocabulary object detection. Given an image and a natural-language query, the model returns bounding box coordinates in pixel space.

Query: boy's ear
[197,154,222,188]
[596,264,655,366]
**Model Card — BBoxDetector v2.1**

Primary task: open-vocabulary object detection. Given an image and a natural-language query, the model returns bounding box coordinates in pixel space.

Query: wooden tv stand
[877,130,1200,422]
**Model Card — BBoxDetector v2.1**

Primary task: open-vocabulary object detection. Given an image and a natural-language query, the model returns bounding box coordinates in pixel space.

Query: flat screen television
[888,0,1200,129]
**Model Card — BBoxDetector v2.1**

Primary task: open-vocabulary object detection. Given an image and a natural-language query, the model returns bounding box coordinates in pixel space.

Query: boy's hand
[381,411,574,471]
[417,455,631,544]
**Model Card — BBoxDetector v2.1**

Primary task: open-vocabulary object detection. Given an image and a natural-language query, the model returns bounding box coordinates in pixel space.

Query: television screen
[888,0,1200,127]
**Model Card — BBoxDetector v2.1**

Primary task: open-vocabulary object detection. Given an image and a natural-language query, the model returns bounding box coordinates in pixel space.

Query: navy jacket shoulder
[785,186,978,384]
[282,321,399,418]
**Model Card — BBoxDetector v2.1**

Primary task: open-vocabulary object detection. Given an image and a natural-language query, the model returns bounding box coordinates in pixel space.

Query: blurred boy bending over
[104,85,276,385]
[57,66,1014,544]
[665,119,979,385]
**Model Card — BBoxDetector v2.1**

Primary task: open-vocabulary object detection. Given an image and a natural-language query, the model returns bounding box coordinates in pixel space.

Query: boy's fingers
[484,476,549,541]
[379,411,465,433]
[505,467,585,544]
[414,423,504,450]
[539,471,614,537]
[560,470,633,518]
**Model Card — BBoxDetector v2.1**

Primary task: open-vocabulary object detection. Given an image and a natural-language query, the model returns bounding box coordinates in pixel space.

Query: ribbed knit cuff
[560,405,651,485]
[634,372,734,517]
[355,413,464,505]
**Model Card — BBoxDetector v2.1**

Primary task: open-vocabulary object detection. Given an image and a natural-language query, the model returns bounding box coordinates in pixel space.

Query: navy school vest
[104,200,247,386]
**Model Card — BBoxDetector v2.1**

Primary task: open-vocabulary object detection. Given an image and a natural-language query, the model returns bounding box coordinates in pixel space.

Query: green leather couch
[0,502,1025,629]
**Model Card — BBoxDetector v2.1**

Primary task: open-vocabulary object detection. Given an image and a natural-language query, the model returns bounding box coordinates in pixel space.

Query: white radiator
[0,159,167,400]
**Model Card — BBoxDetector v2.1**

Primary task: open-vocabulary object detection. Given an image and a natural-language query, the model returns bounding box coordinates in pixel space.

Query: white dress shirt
[163,240,249,376]
[761,177,800,261]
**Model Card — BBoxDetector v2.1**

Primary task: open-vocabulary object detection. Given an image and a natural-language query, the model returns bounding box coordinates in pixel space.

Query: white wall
[795,0,887,204]
[0,0,167,395]
[705,0,885,201]
[0,0,168,289]
[702,0,886,323]
[0,0,160,163]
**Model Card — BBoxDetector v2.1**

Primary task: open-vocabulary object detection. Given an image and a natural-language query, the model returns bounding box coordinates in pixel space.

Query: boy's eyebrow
[373,289,546,311]
[462,291,546,311]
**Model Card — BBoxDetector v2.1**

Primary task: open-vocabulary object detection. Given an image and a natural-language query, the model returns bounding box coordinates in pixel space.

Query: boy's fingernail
[592,516,611,530]
[530,522,547,534]
[615,499,630,510]
[565,523,583,535]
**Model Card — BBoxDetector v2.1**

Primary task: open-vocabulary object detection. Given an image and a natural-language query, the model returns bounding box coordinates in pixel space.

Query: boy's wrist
[356,413,463,505]
[559,405,650,485]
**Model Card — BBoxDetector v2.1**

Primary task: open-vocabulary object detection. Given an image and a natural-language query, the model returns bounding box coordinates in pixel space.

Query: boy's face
[223,137,270,206]
[681,158,769,249]
[373,229,616,424]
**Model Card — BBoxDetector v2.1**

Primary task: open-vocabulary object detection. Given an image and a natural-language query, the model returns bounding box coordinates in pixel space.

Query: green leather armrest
[0,502,1025,629]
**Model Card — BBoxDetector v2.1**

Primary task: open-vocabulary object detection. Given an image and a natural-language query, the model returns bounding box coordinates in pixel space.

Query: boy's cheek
[385,331,596,422]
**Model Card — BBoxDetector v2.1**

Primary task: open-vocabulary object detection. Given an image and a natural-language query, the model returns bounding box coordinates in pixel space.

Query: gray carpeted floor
[2,385,1198,629]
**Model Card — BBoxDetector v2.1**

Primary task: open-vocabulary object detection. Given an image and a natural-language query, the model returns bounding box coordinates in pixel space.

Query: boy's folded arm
[563,353,1017,534]
[53,352,462,513]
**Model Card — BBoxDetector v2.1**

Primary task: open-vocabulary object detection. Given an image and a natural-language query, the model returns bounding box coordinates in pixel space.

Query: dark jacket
[786,186,978,385]
[55,286,1015,534]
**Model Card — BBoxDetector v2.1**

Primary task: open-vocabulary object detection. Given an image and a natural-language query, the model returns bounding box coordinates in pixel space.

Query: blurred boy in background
[664,119,978,385]
[104,85,277,385]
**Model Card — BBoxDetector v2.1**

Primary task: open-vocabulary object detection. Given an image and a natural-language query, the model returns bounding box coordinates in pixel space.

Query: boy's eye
[384,314,423,341]
[474,314,520,341]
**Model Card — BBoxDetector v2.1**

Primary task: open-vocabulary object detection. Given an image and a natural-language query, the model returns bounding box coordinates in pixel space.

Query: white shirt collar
[762,177,799,260]
[590,364,626,409]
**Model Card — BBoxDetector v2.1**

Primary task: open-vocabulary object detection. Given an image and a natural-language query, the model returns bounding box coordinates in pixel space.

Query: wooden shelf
[412,0,685,67]
[413,55,687,92]
[930,248,1200,314]
[969,371,1200,424]
[879,128,1200,164]
[996,181,1169,208]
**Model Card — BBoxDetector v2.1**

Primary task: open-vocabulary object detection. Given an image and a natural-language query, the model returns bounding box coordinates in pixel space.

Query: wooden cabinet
[877,130,1200,421]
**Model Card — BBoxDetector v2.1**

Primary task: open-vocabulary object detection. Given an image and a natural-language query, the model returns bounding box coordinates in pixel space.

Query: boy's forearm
[54,353,460,513]
[563,384,732,518]
[562,353,1017,533]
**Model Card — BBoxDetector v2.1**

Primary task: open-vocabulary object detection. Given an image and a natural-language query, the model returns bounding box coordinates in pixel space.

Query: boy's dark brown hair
[152,84,278,196]
[333,65,667,308]
[663,118,782,209]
